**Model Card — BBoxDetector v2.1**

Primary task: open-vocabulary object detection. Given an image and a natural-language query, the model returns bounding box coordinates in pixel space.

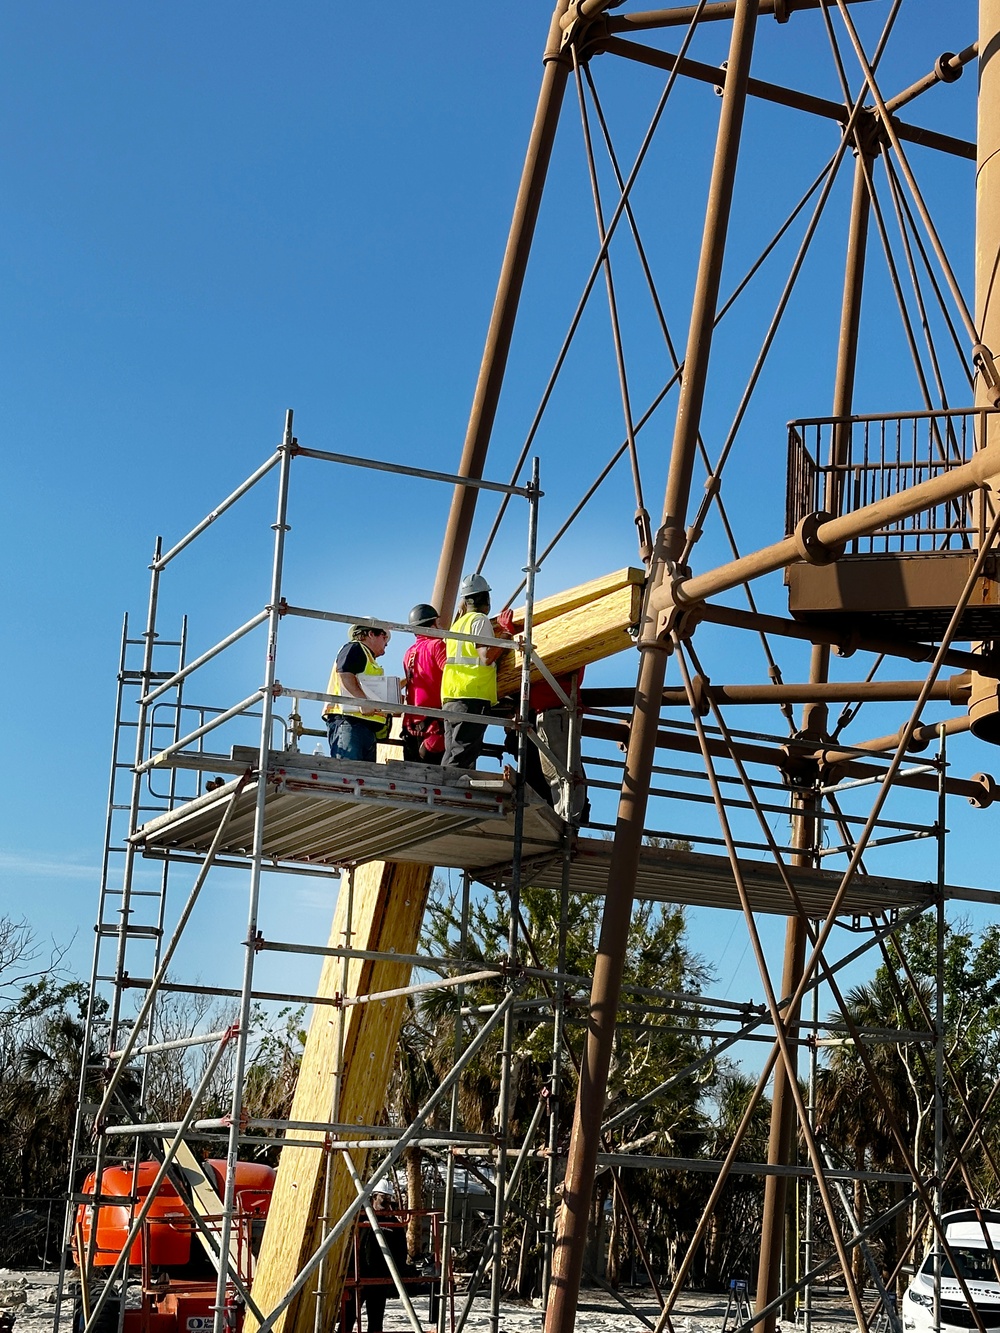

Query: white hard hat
[459,573,491,597]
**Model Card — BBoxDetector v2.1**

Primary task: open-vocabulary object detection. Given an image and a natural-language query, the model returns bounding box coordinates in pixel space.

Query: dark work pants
[441,698,491,768]
[339,1286,387,1333]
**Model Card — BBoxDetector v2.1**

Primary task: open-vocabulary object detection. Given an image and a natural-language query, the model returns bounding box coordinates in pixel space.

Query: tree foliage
[409,878,722,1294]
[815,916,1000,1291]
[0,914,305,1264]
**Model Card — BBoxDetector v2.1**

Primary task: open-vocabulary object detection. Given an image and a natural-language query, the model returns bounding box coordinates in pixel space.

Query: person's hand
[495,608,515,637]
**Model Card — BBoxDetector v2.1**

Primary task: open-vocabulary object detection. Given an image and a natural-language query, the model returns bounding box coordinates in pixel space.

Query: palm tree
[816,970,930,1292]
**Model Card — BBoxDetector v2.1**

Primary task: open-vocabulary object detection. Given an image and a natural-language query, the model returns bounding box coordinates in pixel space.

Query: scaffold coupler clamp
[779,730,824,789]
[688,673,712,717]
[973,343,1000,409]
[500,953,523,984]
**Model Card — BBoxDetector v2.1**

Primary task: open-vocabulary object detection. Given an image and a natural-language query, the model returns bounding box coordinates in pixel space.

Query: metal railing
[786,407,995,554]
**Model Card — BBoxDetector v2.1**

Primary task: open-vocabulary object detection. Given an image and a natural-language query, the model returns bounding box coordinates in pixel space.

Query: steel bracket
[673,603,705,642]
[559,2,609,53]
[642,560,692,647]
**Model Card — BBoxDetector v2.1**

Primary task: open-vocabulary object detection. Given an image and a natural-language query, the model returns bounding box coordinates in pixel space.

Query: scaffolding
[56,4,1000,1333]
[58,405,999,1333]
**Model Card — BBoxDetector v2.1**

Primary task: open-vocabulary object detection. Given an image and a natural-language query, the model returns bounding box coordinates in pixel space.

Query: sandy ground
[0,1268,863,1333]
[381,1285,863,1332]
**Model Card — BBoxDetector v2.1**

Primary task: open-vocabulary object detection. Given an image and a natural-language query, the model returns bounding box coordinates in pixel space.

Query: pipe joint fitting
[935,52,962,85]
[642,561,693,646]
[969,772,998,809]
[947,671,973,706]
[794,511,845,566]
[832,628,861,658]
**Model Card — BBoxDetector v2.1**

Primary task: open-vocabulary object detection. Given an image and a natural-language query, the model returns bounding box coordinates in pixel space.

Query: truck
[72,1156,275,1333]
[903,1209,1000,1333]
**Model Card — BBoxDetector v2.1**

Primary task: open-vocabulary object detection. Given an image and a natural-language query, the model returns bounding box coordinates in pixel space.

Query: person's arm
[476,611,513,666]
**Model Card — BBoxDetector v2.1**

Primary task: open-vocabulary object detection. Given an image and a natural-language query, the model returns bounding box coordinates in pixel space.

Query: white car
[904,1210,1000,1333]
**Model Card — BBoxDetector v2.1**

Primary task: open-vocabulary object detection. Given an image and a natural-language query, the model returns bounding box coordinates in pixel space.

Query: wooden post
[248,858,434,1333]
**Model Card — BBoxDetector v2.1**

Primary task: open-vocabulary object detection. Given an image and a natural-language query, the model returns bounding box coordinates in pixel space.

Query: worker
[340,1190,411,1333]
[531,668,588,823]
[401,604,447,764]
[440,574,514,769]
[322,623,391,763]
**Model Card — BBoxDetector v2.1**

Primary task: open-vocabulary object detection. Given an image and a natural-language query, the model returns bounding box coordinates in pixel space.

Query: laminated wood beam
[248,858,433,1333]
[508,566,644,630]
[497,569,645,696]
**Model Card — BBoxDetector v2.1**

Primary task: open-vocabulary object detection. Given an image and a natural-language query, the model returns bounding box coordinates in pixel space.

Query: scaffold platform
[127,747,969,917]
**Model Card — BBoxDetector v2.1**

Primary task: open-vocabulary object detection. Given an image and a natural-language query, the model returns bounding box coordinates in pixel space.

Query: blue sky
[1,3,992,1039]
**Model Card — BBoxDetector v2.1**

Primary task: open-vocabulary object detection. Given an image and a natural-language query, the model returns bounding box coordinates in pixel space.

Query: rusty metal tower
[62,5,1000,1333]
[421,3,1000,1332]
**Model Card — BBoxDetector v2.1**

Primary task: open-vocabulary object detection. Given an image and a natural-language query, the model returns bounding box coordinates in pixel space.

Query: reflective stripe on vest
[441,611,497,705]
[323,644,386,723]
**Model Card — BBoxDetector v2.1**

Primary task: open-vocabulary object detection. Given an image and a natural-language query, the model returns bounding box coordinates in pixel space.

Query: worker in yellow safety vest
[323,622,391,763]
[441,574,513,769]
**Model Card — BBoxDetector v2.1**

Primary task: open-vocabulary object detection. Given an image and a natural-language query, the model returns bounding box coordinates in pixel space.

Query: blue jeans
[327,716,379,762]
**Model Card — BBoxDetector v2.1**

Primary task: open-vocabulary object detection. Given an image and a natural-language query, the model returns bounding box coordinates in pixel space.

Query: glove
[495,608,515,636]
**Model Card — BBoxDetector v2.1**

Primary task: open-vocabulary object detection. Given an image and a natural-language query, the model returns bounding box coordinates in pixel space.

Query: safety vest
[441,611,498,705]
[323,644,386,724]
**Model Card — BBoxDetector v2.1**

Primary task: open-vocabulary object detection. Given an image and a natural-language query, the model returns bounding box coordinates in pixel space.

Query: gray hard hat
[408,603,439,628]
[459,573,491,597]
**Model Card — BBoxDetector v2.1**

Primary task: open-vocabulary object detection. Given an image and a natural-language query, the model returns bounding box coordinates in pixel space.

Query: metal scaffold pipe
[212,409,294,1333]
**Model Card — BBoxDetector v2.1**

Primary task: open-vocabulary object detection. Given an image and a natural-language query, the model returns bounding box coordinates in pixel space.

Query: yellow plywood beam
[508,566,644,631]
[496,577,644,697]
[249,858,433,1333]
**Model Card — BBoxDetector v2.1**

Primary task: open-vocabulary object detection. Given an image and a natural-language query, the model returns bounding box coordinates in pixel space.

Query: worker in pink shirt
[401,604,448,763]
